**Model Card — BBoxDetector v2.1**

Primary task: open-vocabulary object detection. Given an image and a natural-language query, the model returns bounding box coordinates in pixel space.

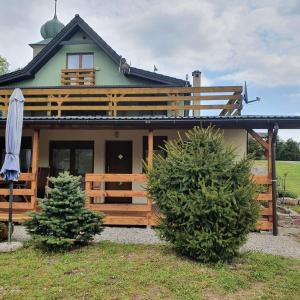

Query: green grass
[0,242,300,299]
[254,160,300,197]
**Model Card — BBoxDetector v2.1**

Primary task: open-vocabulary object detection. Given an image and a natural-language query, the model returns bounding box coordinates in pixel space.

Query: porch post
[147,129,154,226]
[147,129,153,169]
[267,129,274,233]
[31,129,39,210]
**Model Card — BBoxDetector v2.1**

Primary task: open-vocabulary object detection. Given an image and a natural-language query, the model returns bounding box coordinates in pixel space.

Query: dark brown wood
[105,141,133,203]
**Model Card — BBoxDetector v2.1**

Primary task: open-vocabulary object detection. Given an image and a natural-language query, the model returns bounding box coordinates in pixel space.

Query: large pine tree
[148,127,259,262]
[25,172,104,251]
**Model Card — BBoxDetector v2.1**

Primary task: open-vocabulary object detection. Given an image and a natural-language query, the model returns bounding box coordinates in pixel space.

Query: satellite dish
[244,81,261,104]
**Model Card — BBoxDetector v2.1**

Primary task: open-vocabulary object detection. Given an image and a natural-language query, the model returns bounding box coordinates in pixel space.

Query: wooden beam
[148,129,153,169]
[0,86,243,96]
[257,193,272,201]
[248,129,269,150]
[31,130,39,210]
[0,189,34,196]
[253,175,272,184]
[85,173,147,182]
[0,202,33,209]
[256,219,273,231]
[86,204,151,212]
[88,190,147,198]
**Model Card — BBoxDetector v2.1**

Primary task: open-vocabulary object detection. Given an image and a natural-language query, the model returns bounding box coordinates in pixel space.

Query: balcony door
[49,141,94,179]
[105,141,132,204]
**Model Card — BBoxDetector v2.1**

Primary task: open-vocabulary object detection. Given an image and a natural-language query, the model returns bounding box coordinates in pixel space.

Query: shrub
[148,127,259,263]
[0,222,8,242]
[277,189,298,199]
[24,172,104,251]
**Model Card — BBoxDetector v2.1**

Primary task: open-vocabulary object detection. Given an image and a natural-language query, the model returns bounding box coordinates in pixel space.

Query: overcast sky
[0,0,299,140]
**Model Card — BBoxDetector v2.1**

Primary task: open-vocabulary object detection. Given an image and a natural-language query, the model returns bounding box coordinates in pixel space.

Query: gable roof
[0,15,188,86]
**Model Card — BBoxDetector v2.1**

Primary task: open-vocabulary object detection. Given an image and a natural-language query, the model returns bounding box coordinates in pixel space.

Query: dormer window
[67,53,94,69]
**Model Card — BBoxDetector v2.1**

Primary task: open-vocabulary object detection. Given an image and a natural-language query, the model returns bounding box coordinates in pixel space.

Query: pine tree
[148,127,259,262]
[25,172,104,251]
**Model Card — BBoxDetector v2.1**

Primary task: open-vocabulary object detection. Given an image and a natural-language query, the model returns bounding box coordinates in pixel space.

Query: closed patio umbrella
[0,88,25,243]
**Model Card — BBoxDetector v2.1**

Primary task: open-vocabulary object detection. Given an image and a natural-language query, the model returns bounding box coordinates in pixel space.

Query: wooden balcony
[0,85,243,117]
[61,69,95,86]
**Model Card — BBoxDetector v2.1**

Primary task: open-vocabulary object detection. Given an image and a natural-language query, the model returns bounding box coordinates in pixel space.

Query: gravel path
[7,226,300,258]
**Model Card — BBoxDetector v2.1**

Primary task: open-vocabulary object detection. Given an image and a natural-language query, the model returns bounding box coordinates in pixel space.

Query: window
[0,137,32,172]
[67,53,94,69]
[49,141,94,179]
[142,136,167,172]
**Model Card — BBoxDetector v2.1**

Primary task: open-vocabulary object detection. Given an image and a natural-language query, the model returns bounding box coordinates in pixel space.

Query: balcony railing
[61,69,95,86]
[0,86,243,117]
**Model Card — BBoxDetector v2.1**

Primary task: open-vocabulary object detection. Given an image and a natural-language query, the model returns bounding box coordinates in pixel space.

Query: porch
[0,125,273,230]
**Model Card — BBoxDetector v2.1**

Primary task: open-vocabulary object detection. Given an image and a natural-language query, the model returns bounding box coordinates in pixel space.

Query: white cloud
[279,129,300,142]
[0,0,300,87]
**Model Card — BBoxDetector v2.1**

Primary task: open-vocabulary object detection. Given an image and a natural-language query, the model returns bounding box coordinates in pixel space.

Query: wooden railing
[61,69,95,86]
[0,173,36,210]
[253,175,273,231]
[85,173,155,225]
[0,172,273,229]
[0,86,243,117]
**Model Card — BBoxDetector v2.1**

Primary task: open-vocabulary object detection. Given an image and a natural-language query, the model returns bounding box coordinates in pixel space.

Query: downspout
[271,123,279,236]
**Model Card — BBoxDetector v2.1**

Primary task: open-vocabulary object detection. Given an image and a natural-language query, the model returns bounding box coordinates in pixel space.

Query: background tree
[0,55,9,75]
[280,139,300,161]
[248,138,265,159]
[148,127,259,263]
[248,135,300,161]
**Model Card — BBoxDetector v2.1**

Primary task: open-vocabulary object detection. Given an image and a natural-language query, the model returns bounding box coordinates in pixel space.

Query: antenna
[243,81,261,104]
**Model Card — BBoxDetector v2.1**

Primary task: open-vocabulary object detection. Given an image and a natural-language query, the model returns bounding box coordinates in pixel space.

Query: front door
[105,141,132,203]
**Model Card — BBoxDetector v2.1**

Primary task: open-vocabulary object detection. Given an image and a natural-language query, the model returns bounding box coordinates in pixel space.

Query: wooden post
[147,129,154,226]
[85,179,91,207]
[31,129,39,210]
[192,70,201,117]
[267,129,273,225]
[147,129,153,169]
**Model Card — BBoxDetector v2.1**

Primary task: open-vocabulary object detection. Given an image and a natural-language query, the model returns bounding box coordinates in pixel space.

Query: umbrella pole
[8,180,13,243]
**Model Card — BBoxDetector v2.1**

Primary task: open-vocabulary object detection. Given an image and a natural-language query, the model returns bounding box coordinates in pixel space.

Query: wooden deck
[0,86,243,117]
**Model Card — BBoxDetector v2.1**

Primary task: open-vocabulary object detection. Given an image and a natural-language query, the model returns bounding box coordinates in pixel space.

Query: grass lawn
[0,242,299,299]
[254,160,300,197]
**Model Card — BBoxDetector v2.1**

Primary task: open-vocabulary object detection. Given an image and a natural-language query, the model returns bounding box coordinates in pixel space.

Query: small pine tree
[148,127,259,263]
[25,172,104,251]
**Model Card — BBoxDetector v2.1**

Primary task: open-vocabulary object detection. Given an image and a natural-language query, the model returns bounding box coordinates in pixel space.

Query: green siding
[7,42,156,87]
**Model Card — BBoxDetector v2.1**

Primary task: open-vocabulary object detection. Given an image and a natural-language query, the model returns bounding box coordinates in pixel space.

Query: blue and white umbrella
[0,88,25,242]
